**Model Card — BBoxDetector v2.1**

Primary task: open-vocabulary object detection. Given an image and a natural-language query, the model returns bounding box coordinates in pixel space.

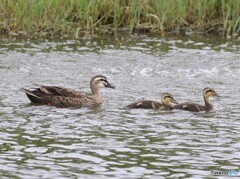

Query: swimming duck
[126,93,178,110]
[20,75,116,108]
[173,87,220,112]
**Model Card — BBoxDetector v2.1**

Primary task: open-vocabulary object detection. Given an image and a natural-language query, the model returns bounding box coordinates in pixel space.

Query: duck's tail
[20,87,48,104]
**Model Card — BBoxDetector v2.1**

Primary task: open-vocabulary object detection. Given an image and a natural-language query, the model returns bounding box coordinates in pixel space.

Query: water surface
[0,34,240,178]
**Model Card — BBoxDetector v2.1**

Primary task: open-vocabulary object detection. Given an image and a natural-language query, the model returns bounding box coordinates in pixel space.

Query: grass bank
[0,0,239,38]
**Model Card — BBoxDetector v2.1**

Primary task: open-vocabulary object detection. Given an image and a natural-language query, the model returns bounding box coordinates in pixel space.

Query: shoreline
[0,26,235,40]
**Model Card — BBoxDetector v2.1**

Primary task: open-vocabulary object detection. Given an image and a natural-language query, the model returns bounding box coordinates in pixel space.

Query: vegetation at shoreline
[0,0,239,38]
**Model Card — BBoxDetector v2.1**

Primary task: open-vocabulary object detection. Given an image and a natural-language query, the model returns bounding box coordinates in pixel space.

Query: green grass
[0,0,239,37]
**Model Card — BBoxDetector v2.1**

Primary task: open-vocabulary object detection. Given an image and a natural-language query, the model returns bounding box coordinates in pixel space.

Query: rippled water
[0,34,240,178]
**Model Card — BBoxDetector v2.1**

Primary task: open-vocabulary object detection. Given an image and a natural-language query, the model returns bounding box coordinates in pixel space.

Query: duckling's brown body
[21,75,115,108]
[173,88,219,112]
[127,100,167,110]
[173,102,212,112]
[126,93,177,110]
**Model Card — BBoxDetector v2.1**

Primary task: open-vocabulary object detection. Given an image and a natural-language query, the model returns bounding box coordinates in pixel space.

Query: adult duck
[21,75,116,108]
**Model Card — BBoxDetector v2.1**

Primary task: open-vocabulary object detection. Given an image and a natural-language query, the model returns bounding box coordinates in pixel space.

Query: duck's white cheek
[99,82,106,88]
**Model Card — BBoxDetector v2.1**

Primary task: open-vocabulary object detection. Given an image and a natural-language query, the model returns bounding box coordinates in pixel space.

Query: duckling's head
[90,75,116,90]
[161,93,178,106]
[203,87,220,99]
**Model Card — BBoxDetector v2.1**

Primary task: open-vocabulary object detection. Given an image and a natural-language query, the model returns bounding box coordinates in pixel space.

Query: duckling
[173,87,220,112]
[126,93,178,110]
[20,75,116,108]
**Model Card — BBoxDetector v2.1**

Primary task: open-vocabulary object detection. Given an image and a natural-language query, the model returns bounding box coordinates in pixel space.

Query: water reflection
[0,34,240,178]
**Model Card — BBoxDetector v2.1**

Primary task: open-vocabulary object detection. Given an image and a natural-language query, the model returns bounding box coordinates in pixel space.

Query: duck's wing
[55,87,85,97]
[173,103,205,112]
[36,84,85,97]
[126,100,162,109]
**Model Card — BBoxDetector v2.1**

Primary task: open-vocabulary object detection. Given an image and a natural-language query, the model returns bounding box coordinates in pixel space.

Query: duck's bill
[106,83,116,89]
[215,93,221,97]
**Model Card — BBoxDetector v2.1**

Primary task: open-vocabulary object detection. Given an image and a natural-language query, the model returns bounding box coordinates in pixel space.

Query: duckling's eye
[209,90,213,94]
[164,96,172,100]
[205,90,213,95]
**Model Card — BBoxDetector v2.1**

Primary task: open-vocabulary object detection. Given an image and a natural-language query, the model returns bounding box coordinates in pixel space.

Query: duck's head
[161,93,178,106]
[203,87,220,99]
[90,75,116,92]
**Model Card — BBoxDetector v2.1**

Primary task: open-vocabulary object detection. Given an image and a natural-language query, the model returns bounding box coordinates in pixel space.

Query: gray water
[0,34,240,178]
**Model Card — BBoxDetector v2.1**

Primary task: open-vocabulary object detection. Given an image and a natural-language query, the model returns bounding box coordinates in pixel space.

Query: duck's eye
[100,78,107,82]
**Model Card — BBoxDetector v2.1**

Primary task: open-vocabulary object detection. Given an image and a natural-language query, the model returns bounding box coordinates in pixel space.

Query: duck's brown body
[22,86,84,103]
[126,93,177,110]
[22,88,100,108]
[21,75,115,108]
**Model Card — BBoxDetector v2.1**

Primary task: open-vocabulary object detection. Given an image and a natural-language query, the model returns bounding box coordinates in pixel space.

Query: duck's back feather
[37,85,84,97]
